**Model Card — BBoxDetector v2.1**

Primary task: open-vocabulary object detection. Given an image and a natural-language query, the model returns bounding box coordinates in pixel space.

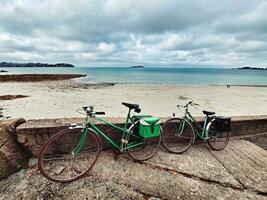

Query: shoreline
[1,73,267,88]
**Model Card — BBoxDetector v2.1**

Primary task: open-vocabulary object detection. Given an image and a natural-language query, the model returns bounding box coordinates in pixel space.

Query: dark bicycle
[162,101,231,154]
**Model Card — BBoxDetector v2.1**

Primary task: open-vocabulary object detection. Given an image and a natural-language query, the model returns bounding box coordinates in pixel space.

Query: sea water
[2,67,267,85]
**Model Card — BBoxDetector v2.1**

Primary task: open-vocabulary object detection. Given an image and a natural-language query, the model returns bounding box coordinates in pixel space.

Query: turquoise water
[2,67,267,85]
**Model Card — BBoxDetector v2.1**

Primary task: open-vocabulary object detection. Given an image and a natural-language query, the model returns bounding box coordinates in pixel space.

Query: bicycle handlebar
[95,112,105,115]
[81,106,105,116]
[177,101,199,109]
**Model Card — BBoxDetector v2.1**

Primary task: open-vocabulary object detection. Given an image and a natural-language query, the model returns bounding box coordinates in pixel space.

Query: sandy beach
[1,78,267,119]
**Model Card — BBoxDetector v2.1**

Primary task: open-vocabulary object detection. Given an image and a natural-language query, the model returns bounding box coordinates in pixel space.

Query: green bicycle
[38,102,162,182]
[162,101,231,154]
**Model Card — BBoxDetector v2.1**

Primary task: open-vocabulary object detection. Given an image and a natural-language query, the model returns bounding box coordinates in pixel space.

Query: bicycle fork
[69,124,88,156]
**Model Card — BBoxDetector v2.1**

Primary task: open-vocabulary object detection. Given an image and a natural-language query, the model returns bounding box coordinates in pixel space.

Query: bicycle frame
[73,110,147,155]
[179,109,213,140]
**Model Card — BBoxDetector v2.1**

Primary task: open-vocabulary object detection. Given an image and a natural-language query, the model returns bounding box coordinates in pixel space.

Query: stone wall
[16,115,267,156]
[0,118,28,180]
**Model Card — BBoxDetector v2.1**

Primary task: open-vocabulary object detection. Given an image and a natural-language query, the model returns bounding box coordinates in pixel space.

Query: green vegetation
[238,66,267,70]
[0,62,74,68]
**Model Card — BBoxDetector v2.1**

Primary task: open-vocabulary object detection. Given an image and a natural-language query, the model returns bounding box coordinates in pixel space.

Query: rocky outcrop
[238,66,267,70]
[0,118,28,180]
[0,95,28,100]
[130,65,144,68]
[0,74,86,82]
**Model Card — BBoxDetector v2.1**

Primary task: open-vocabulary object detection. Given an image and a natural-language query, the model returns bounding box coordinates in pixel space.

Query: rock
[27,158,38,168]
[0,74,86,82]
[0,118,28,180]
[130,65,144,68]
[0,95,28,100]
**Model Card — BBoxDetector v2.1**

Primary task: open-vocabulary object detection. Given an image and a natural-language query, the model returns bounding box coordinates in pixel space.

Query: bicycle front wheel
[162,118,194,154]
[38,128,101,183]
[126,123,161,161]
[207,120,230,151]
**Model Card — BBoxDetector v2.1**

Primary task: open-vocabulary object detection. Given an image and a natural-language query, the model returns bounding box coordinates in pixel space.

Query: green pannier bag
[139,117,161,138]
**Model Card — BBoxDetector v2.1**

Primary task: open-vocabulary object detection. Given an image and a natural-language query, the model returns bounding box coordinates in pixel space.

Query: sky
[0,0,266,67]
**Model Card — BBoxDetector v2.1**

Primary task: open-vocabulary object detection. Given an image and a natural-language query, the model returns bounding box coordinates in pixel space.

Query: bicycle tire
[207,120,230,151]
[161,118,194,154]
[126,123,161,161]
[38,127,101,183]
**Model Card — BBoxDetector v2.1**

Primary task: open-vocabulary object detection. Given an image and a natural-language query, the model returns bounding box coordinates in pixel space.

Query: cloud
[0,0,266,67]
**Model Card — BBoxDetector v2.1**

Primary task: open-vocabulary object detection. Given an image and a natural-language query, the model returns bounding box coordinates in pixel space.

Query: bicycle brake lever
[82,106,88,111]
[192,105,198,110]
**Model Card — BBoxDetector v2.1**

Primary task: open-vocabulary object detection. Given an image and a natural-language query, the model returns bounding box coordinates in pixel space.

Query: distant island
[238,66,267,70]
[0,62,75,68]
[130,65,144,68]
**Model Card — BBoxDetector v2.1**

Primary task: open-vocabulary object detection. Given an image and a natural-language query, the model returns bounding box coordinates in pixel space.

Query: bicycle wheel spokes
[162,118,194,154]
[207,123,229,150]
[38,128,101,182]
[127,124,161,161]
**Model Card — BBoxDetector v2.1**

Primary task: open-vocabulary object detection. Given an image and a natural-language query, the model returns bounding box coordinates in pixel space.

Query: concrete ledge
[16,115,267,156]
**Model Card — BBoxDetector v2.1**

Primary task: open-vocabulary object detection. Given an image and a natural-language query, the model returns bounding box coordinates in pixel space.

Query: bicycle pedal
[71,151,75,156]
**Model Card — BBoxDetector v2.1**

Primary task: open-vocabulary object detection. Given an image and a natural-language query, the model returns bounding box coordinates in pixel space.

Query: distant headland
[129,65,144,68]
[0,62,75,68]
[237,66,267,70]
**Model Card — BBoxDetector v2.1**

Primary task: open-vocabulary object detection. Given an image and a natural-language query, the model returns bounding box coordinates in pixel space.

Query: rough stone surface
[0,118,28,180]
[245,132,267,150]
[210,140,267,194]
[149,145,242,188]
[0,139,266,199]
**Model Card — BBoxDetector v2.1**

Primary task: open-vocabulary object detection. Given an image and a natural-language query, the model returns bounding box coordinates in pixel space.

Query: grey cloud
[0,0,266,66]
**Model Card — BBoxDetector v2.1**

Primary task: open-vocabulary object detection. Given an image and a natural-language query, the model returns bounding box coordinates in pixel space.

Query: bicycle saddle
[203,110,215,115]
[121,102,139,110]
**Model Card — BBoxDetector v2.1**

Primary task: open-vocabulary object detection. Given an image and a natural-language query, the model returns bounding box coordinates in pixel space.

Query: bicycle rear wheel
[162,118,194,154]
[126,123,161,161]
[207,121,230,150]
[38,128,101,183]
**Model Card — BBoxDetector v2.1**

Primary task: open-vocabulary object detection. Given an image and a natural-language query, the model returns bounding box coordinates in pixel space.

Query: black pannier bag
[214,116,232,132]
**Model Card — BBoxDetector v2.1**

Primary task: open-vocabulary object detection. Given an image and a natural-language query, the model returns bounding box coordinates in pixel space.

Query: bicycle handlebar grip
[95,112,105,115]
[82,106,88,111]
